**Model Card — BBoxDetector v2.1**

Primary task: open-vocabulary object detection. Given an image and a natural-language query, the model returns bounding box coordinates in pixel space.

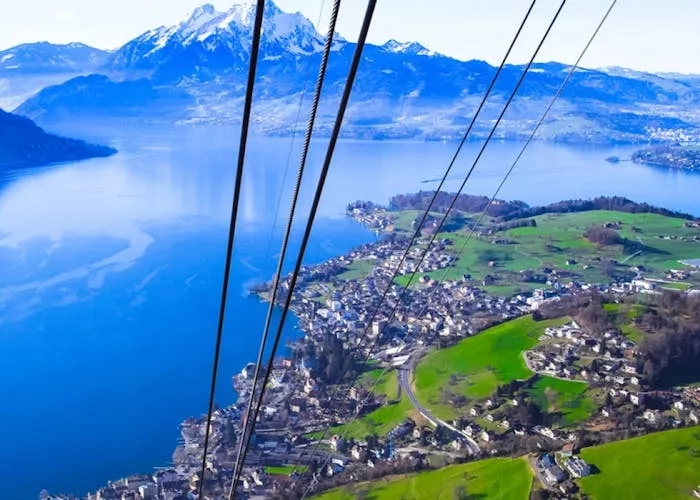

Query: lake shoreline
[6,129,700,498]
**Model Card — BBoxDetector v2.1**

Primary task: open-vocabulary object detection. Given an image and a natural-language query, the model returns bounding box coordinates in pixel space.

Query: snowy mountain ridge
[8,0,700,143]
[0,42,110,73]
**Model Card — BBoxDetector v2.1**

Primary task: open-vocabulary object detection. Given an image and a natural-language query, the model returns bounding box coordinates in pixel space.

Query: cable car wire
[229,0,343,495]
[196,1,266,497]
[228,0,378,494]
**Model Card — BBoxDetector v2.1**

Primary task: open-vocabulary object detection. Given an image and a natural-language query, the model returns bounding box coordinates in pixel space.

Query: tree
[544,386,559,408]
[453,484,469,500]
[419,432,428,447]
[355,488,370,500]
[530,488,553,500]
[603,259,617,278]
[636,293,700,387]
[315,332,356,384]
[584,225,622,245]
[577,300,611,335]
[516,401,545,427]
[603,391,613,408]
[365,433,379,450]
[222,420,237,446]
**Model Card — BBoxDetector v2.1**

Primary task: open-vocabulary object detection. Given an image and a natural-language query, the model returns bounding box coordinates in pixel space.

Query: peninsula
[0,108,116,169]
[44,192,700,500]
[630,144,700,171]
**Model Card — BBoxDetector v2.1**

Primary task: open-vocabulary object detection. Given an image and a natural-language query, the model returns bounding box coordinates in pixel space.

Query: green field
[264,464,308,475]
[314,457,533,500]
[504,211,700,275]
[338,258,376,281]
[390,210,448,233]
[328,313,596,436]
[312,427,700,499]
[526,375,595,426]
[413,316,573,420]
[321,369,414,439]
[604,302,647,342]
[659,281,693,291]
[580,426,700,499]
[393,210,700,295]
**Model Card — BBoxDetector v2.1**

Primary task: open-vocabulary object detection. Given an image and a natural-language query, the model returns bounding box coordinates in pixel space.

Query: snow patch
[0,54,15,63]
[179,4,222,40]
[144,26,178,56]
[383,39,436,56]
[137,0,326,58]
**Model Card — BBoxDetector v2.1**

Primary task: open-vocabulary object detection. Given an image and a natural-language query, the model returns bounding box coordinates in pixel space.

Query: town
[44,199,700,499]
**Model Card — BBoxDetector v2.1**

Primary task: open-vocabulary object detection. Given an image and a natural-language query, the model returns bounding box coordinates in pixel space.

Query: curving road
[397,353,481,456]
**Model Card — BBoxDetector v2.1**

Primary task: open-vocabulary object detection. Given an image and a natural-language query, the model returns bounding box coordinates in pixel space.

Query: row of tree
[387,191,697,224]
[388,191,528,217]
[498,195,696,222]
[636,294,700,386]
[488,218,537,233]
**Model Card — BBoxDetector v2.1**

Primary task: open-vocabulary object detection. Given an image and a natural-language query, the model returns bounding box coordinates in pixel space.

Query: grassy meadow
[313,456,533,500]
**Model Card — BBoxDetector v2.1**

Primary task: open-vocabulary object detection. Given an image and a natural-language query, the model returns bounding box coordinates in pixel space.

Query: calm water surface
[2,124,700,498]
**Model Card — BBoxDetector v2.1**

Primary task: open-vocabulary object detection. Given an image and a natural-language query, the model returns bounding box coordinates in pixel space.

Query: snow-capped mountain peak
[223,1,258,27]
[263,3,320,49]
[107,0,345,74]
[178,3,223,39]
[382,39,436,56]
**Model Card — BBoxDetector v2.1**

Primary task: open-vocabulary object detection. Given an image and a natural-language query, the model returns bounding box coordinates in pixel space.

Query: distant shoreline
[630,144,700,172]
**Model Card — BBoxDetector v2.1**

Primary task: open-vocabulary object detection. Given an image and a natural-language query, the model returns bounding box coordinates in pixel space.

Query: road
[397,352,481,456]
[620,249,642,264]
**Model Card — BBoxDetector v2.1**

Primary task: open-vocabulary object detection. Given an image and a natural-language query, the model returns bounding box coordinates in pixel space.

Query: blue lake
[2,124,700,499]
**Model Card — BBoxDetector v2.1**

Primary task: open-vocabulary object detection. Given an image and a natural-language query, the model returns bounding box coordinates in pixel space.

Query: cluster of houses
[535,444,592,494]
[42,468,217,500]
[644,127,700,143]
[51,347,372,500]
[524,320,700,430]
[525,320,639,383]
[447,398,581,449]
[346,202,395,234]
[280,238,548,362]
[286,230,618,354]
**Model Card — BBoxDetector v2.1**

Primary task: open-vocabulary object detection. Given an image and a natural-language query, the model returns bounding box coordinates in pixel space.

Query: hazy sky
[1,0,698,74]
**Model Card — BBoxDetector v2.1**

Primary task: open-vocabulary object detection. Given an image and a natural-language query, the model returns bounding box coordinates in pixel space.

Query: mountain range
[0,108,116,169]
[0,42,110,74]
[6,0,700,143]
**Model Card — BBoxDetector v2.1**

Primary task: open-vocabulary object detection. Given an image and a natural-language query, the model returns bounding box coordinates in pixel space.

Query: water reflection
[2,129,700,318]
